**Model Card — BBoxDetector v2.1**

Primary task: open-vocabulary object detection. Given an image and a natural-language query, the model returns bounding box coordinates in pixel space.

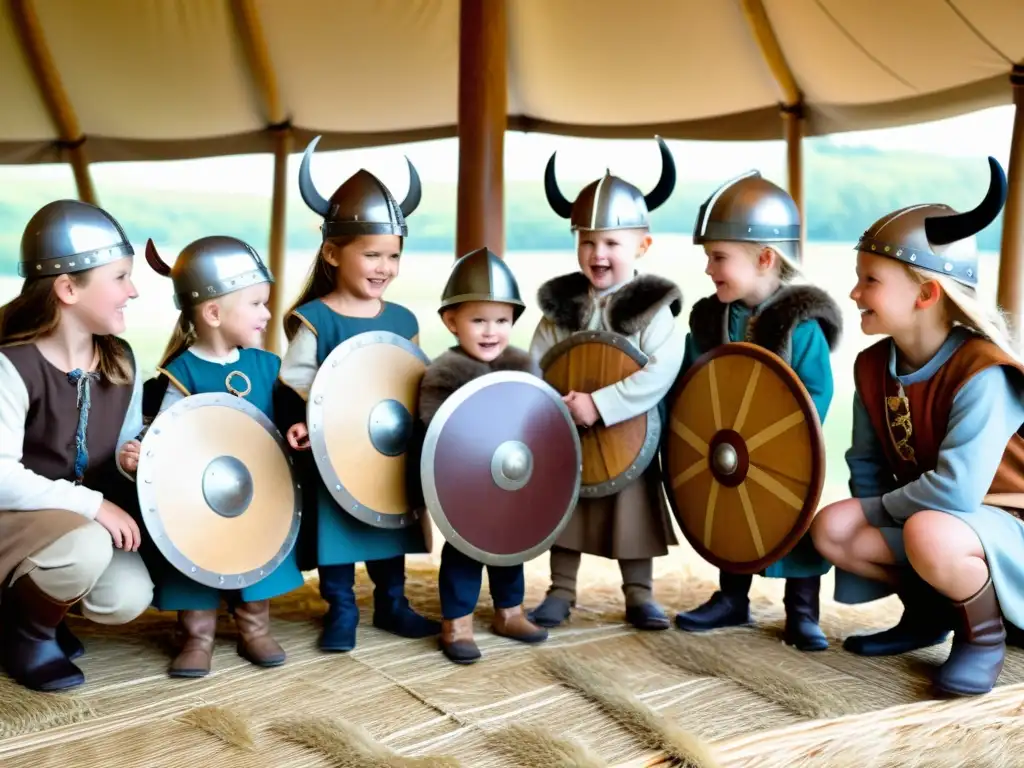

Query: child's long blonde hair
[0,273,134,385]
[157,308,198,369]
[906,264,1020,362]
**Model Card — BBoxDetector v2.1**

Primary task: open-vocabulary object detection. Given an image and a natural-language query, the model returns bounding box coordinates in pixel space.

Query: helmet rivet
[967,269,974,277]
[944,262,953,272]
[910,254,917,261]
[883,246,890,253]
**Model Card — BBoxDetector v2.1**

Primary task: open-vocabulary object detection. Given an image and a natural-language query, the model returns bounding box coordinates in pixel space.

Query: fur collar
[689,285,843,363]
[537,272,683,336]
[418,346,536,427]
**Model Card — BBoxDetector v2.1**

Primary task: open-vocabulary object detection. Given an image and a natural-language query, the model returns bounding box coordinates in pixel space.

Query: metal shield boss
[421,372,582,567]
[662,342,826,574]
[137,393,302,589]
[308,331,430,528]
[540,330,662,498]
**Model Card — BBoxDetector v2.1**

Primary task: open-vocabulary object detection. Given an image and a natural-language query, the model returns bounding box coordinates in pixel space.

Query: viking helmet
[544,136,676,232]
[298,135,422,239]
[18,199,134,278]
[854,157,1007,289]
[439,248,526,323]
[145,236,273,310]
[693,171,802,266]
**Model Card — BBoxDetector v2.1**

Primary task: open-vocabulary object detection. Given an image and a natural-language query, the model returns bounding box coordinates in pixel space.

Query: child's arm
[790,320,835,424]
[277,326,318,450]
[590,306,687,427]
[880,366,1024,522]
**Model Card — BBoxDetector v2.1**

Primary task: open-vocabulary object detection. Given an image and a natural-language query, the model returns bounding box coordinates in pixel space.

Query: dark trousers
[318,555,407,612]
[439,543,524,620]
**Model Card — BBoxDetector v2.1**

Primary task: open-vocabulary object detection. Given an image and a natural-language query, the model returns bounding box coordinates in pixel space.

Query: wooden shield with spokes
[662,342,825,574]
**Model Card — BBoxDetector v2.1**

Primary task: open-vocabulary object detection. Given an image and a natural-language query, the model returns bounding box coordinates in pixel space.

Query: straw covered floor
[1,546,1023,768]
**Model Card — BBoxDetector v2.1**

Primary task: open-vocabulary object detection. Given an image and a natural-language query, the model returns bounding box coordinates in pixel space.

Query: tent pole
[783,105,805,249]
[456,0,507,259]
[998,65,1024,351]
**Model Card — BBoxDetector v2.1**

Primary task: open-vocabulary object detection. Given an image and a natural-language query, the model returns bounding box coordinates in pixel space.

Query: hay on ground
[176,705,254,751]
[0,679,93,738]
[487,723,608,767]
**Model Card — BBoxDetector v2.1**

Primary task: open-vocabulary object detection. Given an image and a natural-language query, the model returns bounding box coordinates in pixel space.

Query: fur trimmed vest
[537,272,683,335]
[688,285,843,363]
[419,346,537,427]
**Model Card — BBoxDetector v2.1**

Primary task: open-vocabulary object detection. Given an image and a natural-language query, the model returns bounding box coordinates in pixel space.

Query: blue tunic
[834,327,1024,628]
[290,299,429,567]
[681,296,835,579]
[149,347,305,611]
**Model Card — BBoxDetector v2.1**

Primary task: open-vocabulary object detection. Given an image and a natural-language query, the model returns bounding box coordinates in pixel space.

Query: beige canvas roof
[1,0,1022,164]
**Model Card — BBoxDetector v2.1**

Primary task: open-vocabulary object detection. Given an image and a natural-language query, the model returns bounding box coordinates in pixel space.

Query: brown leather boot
[492,605,548,644]
[169,610,218,678]
[0,576,85,692]
[233,600,286,667]
[440,614,480,664]
[934,578,1007,696]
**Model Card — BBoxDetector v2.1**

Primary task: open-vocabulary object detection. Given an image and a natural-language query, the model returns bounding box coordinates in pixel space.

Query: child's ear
[441,308,458,335]
[51,274,79,306]
[915,279,943,310]
[321,242,341,268]
[200,300,222,328]
[636,232,653,259]
[757,247,776,271]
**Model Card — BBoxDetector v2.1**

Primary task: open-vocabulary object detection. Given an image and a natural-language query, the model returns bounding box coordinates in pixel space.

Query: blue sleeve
[790,320,834,425]
[396,303,419,340]
[881,366,1024,521]
[844,390,895,498]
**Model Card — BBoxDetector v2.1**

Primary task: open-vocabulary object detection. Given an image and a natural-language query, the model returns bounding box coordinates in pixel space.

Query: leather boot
[0,576,84,692]
[491,605,548,644]
[934,578,1006,696]
[169,610,218,678]
[783,576,828,651]
[843,571,951,656]
[527,595,573,628]
[233,601,286,668]
[675,571,752,632]
[440,615,481,664]
[56,620,84,661]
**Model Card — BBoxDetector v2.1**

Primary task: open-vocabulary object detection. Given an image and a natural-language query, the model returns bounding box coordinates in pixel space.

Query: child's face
[326,234,402,301]
[442,301,513,363]
[850,251,932,337]
[576,228,651,291]
[56,257,138,336]
[702,241,775,305]
[200,282,271,348]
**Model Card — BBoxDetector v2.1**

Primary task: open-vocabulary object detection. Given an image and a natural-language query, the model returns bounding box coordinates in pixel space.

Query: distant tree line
[0,141,1004,275]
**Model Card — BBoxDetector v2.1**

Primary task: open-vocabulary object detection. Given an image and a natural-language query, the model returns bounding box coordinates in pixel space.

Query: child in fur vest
[674,171,842,651]
[418,248,549,664]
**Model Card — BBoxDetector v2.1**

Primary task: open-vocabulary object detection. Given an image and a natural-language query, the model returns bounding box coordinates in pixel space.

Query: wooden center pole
[997,65,1024,350]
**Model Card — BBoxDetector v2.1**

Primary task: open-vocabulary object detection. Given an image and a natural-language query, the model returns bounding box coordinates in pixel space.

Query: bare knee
[811,499,863,553]
[904,511,983,575]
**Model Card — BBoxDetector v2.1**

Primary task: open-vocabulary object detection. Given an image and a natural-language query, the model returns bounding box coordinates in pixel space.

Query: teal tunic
[149,347,305,611]
[291,299,429,567]
[681,295,835,579]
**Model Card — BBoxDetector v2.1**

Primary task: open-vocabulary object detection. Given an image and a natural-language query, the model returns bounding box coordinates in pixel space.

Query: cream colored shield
[307,330,430,529]
[137,392,301,589]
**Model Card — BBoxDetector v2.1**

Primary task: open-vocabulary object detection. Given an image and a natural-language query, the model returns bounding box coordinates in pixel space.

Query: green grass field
[0,236,1002,503]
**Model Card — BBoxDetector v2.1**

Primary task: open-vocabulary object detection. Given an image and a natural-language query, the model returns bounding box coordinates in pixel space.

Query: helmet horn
[643,136,676,213]
[925,156,1007,246]
[544,153,574,219]
[298,136,331,218]
[400,156,422,218]
[145,239,172,277]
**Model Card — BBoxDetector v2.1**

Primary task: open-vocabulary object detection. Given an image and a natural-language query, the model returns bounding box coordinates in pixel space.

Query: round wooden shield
[421,371,582,566]
[663,342,826,574]
[307,330,430,529]
[540,330,661,498]
[137,392,301,589]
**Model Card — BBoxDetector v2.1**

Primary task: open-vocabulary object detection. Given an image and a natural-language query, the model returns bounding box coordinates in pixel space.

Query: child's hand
[118,439,141,474]
[563,391,600,428]
[287,423,311,451]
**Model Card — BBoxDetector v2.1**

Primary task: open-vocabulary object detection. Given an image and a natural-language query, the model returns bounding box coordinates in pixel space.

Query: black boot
[527,595,573,628]
[934,578,1006,696]
[843,571,951,656]
[783,577,828,651]
[318,564,359,652]
[675,571,752,632]
[56,621,84,661]
[0,577,85,692]
[367,557,440,639]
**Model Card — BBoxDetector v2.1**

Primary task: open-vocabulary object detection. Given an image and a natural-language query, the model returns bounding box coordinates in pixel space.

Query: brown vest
[853,335,1024,513]
[0,341,134,493]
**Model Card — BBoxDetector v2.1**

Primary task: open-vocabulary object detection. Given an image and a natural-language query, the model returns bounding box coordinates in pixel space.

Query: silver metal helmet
[145,236,274,310]
[854,157,1006,289]
[693,171,802,266]
[18,200,134,278]
[439,248,526,323]
[544,136,676,232]
[298,135,422,239]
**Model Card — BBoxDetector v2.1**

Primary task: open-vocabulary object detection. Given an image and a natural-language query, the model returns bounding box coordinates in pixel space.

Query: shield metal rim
[421,370,583,567]
[540,329,660,499]
[307,330,431,529]
[662,341,826,575]
[137,391,302,590]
